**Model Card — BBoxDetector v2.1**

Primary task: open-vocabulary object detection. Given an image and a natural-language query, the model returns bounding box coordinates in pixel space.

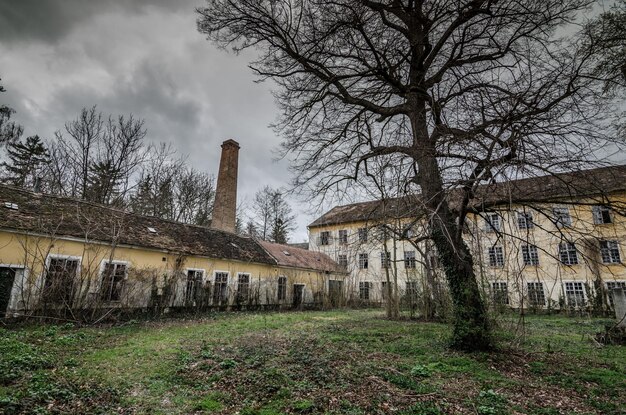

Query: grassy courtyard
[0,310,624,414]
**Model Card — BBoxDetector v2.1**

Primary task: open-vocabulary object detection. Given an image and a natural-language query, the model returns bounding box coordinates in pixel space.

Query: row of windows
[490,281,626,307]
[487,240,622,267]
[358,281,419,301]
[41,256,292,305]
[319,228,369,246]
[484,205,614,233]
[337,251,419,270]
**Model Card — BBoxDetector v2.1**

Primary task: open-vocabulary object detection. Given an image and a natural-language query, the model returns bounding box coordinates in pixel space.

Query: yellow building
[0,139,346,319]
[309,165,626,311]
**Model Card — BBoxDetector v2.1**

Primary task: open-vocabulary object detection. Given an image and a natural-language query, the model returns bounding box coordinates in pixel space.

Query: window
[359,281,371,300]
[491,282,509,305]
[184,269,204,305]
[559,242,578,265]
[101,262,127,302]
[236,274,250,302]
[521,245,539,266]
[404,251,416,269]
[358,253,369,269]
[552,207,572,228]
[358,227,368,243]
[527,282,545,306]
[406,281,419,300]
[485,213,501,232]
[213,272,229,304]
[606,281,626,308]
[44,257,79,304]
[319,231,331,246]
[564,282,586,307]
[380,251,391,269]
[488,246,504,267]
[277,276,287,301]
[337,254,348,270]
[600,240,621,264]
[592,205,612,225]
[338,229,348,244]
[517,212,534,230]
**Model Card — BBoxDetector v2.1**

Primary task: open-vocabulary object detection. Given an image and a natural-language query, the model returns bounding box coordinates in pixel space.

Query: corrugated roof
[259,240,345,273]
[309,165,626,227]
[0,185,276,265]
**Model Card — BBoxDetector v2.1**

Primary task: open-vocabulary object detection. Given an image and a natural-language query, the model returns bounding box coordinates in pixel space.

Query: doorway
[293,284,305,308]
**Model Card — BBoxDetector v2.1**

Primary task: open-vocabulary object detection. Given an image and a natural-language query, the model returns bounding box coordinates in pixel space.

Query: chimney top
[222,139,240,149]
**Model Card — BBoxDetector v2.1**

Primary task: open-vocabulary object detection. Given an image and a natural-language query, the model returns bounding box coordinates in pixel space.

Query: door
[293,284,304,308]
[328,280,343,307]
[0,267,17,315]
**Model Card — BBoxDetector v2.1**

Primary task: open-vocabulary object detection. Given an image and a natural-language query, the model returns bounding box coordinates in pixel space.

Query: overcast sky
[0,0,320,242]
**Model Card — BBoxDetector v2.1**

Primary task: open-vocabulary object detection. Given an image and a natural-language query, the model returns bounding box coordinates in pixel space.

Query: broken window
[527,282,545,306]
[552,207,572,228]
[404,251,416,269]
[517,212,534,230]
[101,262,127,302]
[600,240,621,264]
[319,231,331,246]
[488,246,504,267]
[592,205,612,225]
[358,253,369,269]
[338,229,348,244]
[236,273,250,302]
[359,281,371,300]
[44,257,79,305]
[564,282,585,307]
[521,244,539,266]
[277,276,287,301]
[184,269,204,305]
[213,272,229,305]
[559,242,578,265]
[491,282,509,305]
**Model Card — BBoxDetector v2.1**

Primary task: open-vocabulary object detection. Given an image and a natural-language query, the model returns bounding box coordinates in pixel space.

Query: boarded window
[527,282,545,306]
[404,251,416,269]
[101,262,127,302]
[521,245,539,266]
[277,276,287,301]
[213,272,229,304]
[592,205,612,225]
[237,274,250,302]
[600,240,621,264]
[488,246,504,267]
[359,281,371,300]
[564,282,585,307]
[491,282,509,305]
[559,242,578,265]
[184,269,204,305]
[44,257,79,305]
[358,253,369,269]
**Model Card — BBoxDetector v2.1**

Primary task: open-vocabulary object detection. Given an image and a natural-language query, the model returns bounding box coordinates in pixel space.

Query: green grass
[0,310,624,414]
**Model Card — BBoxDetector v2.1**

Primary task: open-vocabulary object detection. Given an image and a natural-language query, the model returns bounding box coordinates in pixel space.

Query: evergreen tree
[2,135,49,188]
[0,78,23,146]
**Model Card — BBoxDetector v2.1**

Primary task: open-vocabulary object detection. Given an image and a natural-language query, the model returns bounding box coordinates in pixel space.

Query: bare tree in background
[252,185,296,243]
[198,0,621,350]
[0,78,23,146]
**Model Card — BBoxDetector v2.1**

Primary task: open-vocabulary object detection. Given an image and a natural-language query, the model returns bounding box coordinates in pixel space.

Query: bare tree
[197,0,620,350]
[252,185,296,243]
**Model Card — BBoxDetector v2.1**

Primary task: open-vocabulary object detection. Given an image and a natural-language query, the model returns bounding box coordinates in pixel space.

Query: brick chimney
[211,139,240,233]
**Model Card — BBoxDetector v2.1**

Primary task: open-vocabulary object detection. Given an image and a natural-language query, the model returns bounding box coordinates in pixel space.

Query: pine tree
[2,135,49,188]
[0,79,23,146]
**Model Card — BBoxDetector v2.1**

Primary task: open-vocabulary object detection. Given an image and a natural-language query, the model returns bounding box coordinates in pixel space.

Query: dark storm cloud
[0,0,183,44]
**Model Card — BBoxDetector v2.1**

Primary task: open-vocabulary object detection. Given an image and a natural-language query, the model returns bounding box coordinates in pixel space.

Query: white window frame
[236,272,251,301]
[404,250,416,269]
[599,240,621,264]
[521,244,539,266]
[0,264,28,313]
[212,270,230,304]
[485,213,501,233]
[592,205,612,225]
[606,281,626,308]
[338,229,348,245]
[277,275,288,301]
[558,242,579,266]
[380,251,391,269]
[563,281,586,307]
[517,211,534,230]
[488,246,505,267]
[337,254,348,270]
[526,281,546,307]
[359,281,371,300]
[97,259,130,301]
[319,231,331,246]
[357,227,368,243]
[490,281,509,305]
[358,253,369,269]
[184,268,205,305]
[552,206,572,228]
